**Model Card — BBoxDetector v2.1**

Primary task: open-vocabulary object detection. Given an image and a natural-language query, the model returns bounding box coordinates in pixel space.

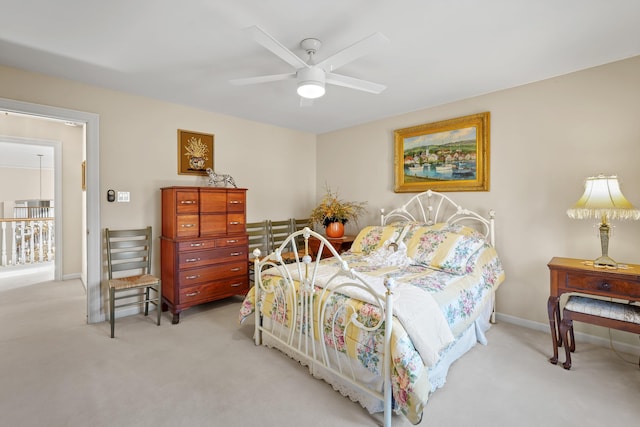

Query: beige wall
[0,168,55,206]
[0,65,316,280]
[317,55,640,343]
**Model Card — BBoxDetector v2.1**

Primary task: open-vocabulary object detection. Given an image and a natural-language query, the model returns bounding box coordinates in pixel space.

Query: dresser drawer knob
[181,224,195,228]
[180,200,197,205]
[229,221,240,225]
[185,275,200,280]
[227,239,238,243]
[231,283,243,287]
[230,252,243,256]
[598,282,612,291]
[229,200,241,204]
[185,291,200,297]
[185,257,201,263]
[230,267,241,272]
[189,243,203,247]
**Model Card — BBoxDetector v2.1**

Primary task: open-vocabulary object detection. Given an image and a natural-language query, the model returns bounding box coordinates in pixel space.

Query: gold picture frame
[177,129,214,175]
[394,112,490,192]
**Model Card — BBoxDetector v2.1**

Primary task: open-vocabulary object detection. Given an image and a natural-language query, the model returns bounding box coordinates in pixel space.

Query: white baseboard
[495,312,640,355]
[63,272,81,280]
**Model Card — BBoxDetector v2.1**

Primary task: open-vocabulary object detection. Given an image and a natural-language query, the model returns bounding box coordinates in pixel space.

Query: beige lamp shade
[567,174,640,221]
[567,174,640,268]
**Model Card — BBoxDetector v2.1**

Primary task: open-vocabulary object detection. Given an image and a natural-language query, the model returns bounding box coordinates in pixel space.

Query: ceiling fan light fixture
[296,67,326,99]
[297,80,325,99]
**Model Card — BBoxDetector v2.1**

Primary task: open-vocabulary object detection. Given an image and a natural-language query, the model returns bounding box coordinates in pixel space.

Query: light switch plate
[117,191,130,202]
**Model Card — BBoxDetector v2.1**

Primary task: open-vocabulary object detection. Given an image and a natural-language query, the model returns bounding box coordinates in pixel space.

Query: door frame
[0,97,103,323]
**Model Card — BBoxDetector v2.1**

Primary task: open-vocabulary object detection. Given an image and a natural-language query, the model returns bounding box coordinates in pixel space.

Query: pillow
[350,225,406,254]
[443,223,487,240]
[399,222,451,254]
[403,224,487,275]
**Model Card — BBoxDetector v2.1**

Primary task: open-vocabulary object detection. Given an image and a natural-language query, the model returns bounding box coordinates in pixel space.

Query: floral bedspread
[239,223,505,424]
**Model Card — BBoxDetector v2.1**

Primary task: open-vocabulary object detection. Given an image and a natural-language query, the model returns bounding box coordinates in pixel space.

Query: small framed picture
[177,129,214,175]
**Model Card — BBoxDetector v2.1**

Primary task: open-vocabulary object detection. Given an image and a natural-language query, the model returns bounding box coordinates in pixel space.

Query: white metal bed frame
[380,189,495,246]
[252,191,496,426]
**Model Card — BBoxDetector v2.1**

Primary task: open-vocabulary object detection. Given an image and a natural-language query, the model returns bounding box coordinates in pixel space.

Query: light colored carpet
[0,279,639,427]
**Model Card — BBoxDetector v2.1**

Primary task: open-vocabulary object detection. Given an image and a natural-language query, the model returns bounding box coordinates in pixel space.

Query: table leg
[547,296,561,364]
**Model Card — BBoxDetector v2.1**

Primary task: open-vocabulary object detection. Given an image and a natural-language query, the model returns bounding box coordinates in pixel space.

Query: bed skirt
[260,293,494,416]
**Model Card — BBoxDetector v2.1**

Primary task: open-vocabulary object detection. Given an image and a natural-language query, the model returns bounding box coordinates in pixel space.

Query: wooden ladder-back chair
[246,220,270,286]
[290,217,311,234]
[290,217,311,256]
[268,219,301,263]
[105,226,161,338]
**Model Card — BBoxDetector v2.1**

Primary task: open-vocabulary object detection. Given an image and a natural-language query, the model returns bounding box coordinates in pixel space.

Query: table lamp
[566,174,640,268]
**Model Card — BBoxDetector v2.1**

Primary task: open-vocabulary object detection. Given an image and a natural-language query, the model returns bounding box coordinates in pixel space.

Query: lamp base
[593,254,617,268]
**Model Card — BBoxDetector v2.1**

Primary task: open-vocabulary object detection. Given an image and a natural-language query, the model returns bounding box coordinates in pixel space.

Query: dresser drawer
[227,213,245,234]
[177,239,217,252]
[200,189,227,213]
[179,276,249,304]
[213,246,248,263]
[216,235,248,247]
[178,247,247,269]
[200,213,227,236]
[177,236,248,251]
[227,191,246,212]
[565,272,640,299]
[178,249,218,269]
[175,190,199,214]
[177,261,248,287]
[175,215,199,238]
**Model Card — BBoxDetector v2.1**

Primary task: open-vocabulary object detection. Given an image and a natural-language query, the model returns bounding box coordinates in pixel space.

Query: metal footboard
[253,227,395,427]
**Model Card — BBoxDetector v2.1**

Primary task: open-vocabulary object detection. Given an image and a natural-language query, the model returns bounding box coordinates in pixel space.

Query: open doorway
[0,97,102,324]
[0,138,58,287]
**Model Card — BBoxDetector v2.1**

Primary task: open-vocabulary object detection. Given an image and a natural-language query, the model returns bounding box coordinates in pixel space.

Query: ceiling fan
[230,25,389,104]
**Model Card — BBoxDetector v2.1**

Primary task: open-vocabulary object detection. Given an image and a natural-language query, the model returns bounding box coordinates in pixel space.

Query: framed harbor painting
[394,112,490,192]
[178,129,214,175]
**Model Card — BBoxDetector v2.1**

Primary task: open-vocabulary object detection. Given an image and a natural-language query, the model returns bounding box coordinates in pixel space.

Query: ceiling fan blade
[325,72,386,94]
[317,32,389,72]
[230,73,295,86]
[246,25,309,69]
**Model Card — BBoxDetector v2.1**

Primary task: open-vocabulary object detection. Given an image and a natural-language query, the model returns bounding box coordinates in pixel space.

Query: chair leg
[110,287,116,338]
[568,321,575,352]
[156,283,162,326]
[559,317,573,370]
[144,287,150,316]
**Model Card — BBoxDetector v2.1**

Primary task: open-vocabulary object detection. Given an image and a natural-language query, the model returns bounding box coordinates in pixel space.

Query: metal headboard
[380,190,496,246]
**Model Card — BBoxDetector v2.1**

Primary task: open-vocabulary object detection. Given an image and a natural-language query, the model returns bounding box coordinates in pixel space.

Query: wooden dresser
[161,186,249,324]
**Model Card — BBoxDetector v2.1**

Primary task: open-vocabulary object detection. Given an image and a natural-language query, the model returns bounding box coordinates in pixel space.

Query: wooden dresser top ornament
[206,168,237,188]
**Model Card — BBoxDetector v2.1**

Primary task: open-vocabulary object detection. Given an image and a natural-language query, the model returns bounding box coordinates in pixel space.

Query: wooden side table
[309,235,355,259]
[547,257,640,365]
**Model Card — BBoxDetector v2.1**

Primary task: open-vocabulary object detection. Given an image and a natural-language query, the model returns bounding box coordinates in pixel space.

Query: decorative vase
[325,222,345,238]
[189,156,206,170]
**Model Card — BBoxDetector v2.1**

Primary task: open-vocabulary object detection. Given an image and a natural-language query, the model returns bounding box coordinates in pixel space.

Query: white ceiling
[0,141,54,169]
[1,0,639,134]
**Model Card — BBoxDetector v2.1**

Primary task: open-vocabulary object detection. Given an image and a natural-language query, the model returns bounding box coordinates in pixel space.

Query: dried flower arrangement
[184,137,209,160]
[310,186,367,227]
